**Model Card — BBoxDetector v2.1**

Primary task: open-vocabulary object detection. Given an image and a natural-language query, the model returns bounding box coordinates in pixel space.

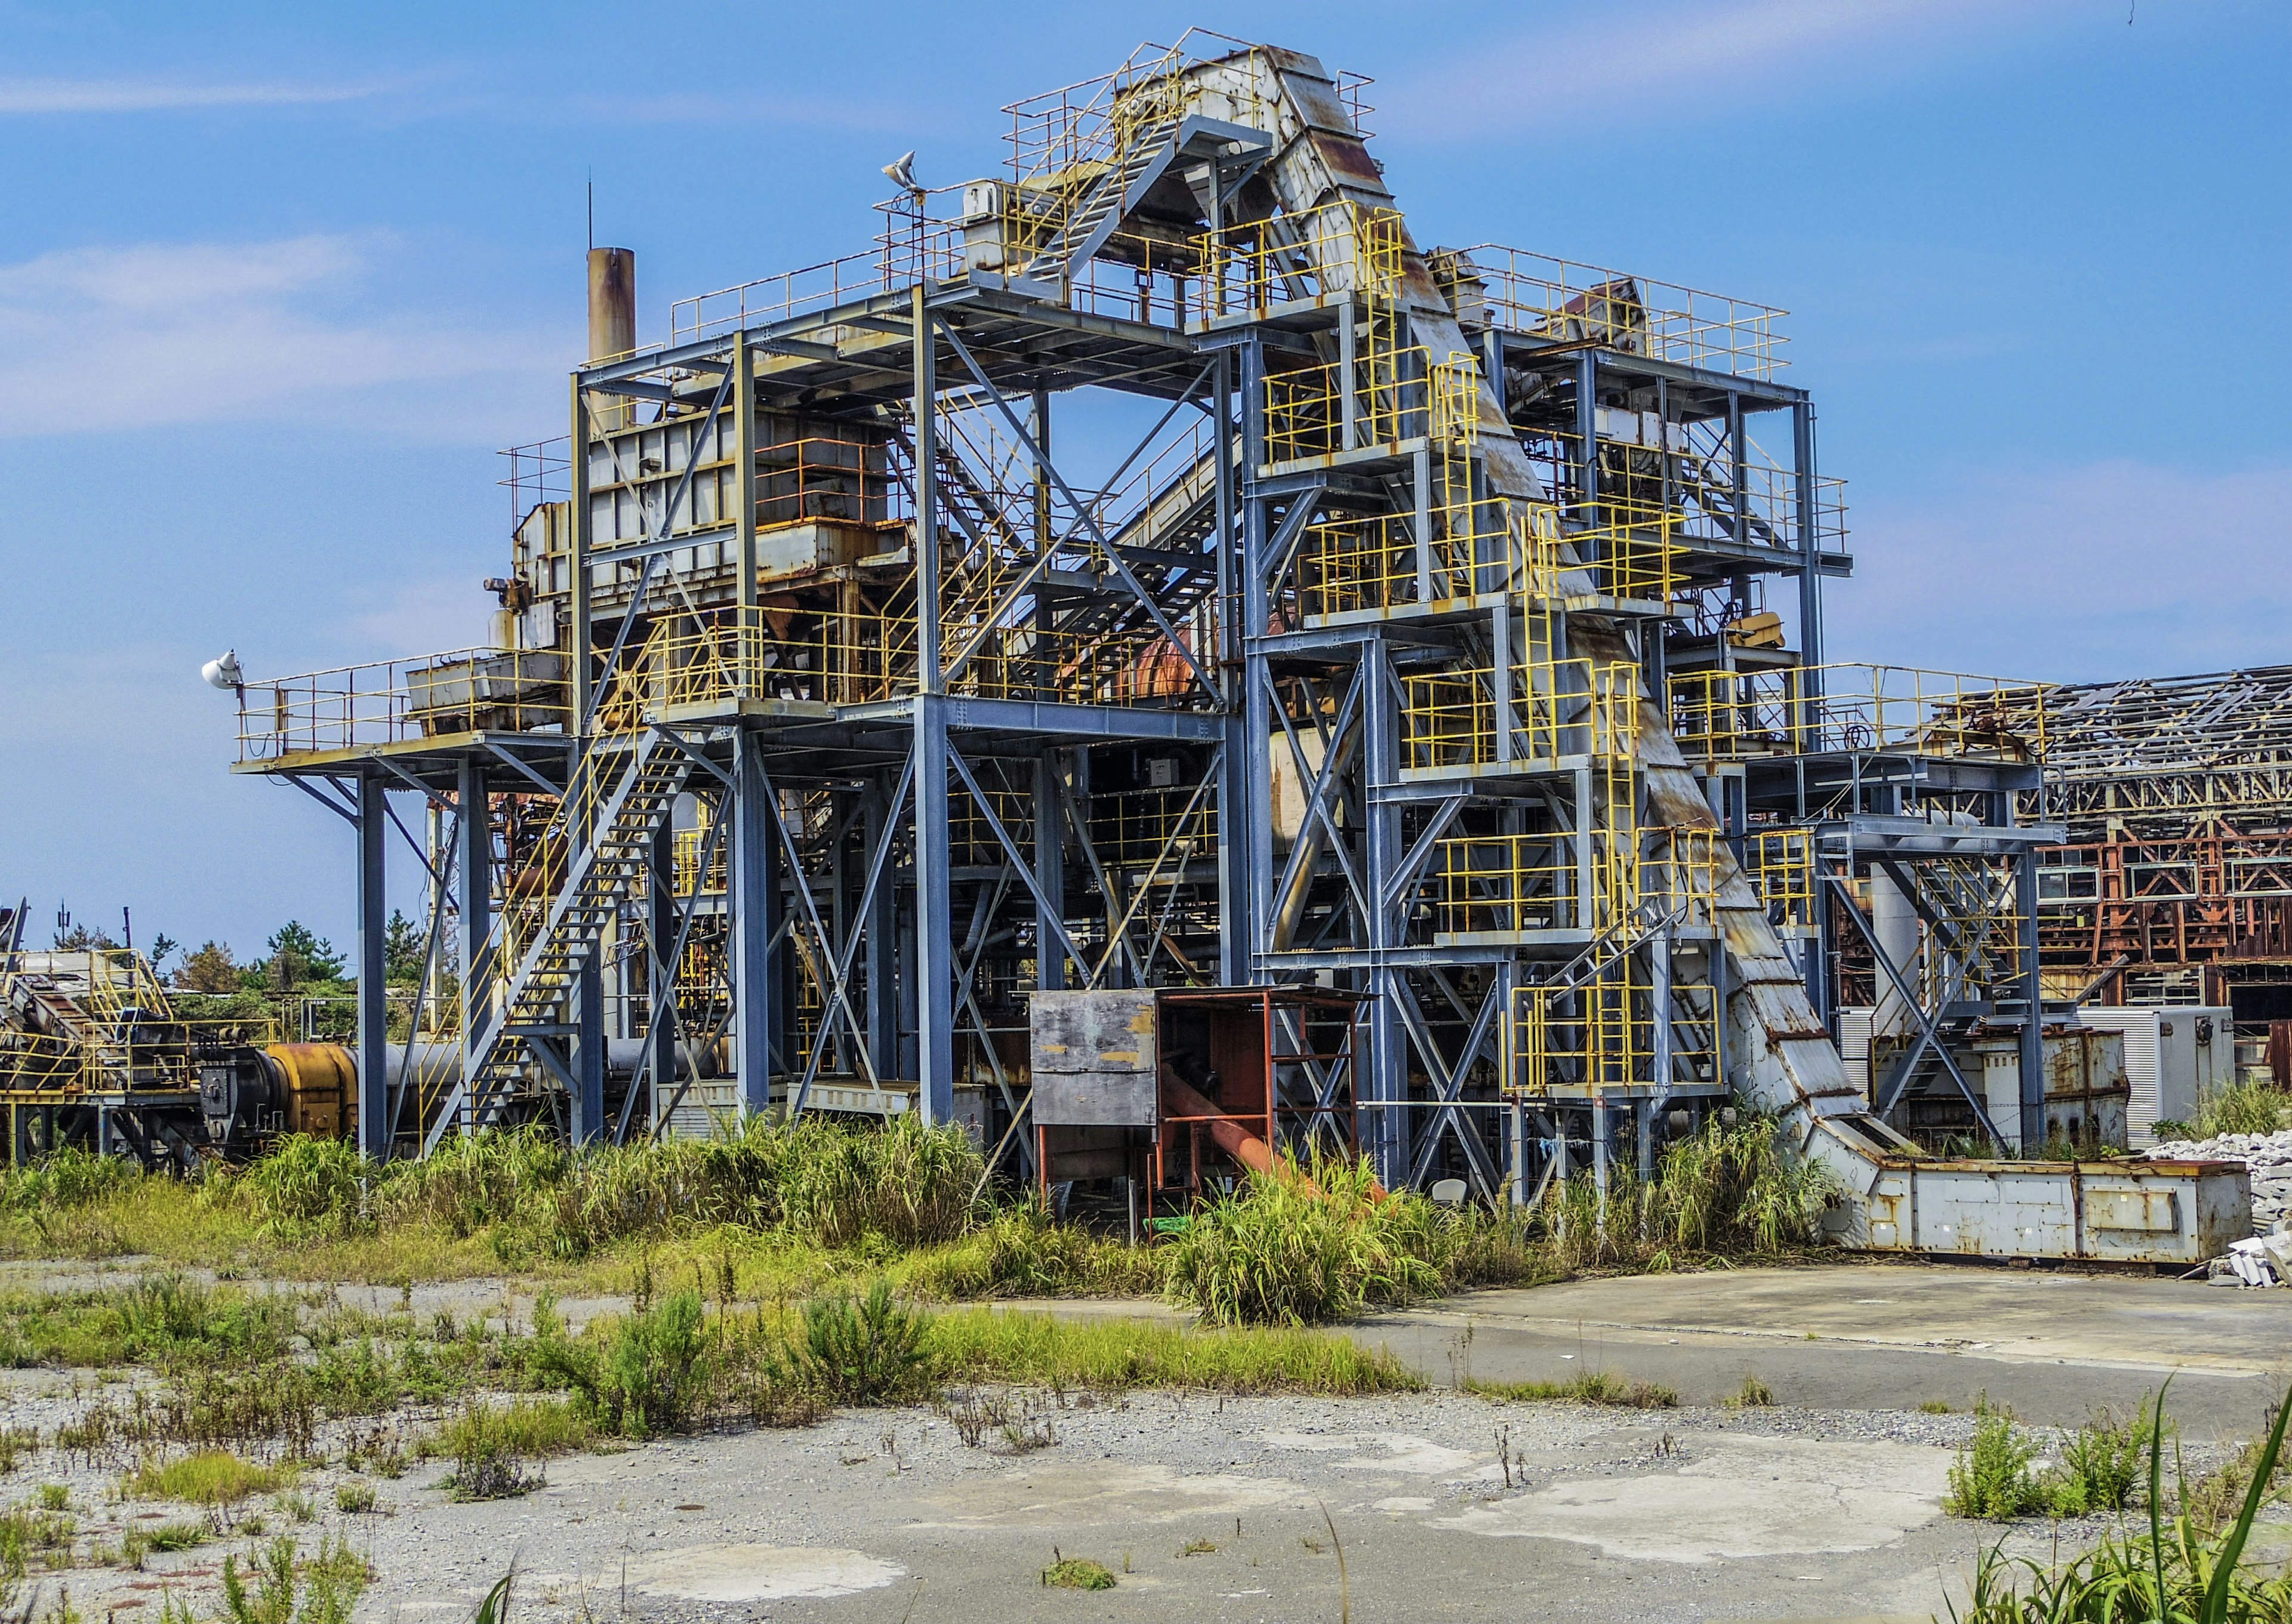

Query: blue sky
[1,0,2285,959]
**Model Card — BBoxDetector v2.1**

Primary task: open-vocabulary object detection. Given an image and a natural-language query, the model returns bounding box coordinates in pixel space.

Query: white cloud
[0,236,563,439]
[1375,0,2062,140]
[1827,460,2292,683]
[0,77,381,114]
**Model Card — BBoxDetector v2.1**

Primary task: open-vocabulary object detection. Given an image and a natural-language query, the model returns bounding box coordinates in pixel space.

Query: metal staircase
[1019,116,1179,289]
[448,728,696,1139]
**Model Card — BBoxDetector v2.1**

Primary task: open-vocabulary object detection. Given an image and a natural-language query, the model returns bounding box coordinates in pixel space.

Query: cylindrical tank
[587,246,636,362]
[1870,869,1922,1040]
[264,1043,358,1142]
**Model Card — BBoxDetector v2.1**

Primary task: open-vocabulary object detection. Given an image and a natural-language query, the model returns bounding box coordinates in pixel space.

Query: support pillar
[914,698,955,1123]
[862,776,899,1073]
[355,771,389,1159]
[570,956,605,1145]
[1035,751,1066,991]
[455,758,492,1140]
[732,732,777,1116]
[648,815,679,1137]
[1360,635,1410,1190]
[2016,853,2045,1150]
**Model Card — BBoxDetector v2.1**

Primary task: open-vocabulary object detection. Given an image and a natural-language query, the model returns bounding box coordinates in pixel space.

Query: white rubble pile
[2147,1128,2292,1283]
[2148,1128,2292,1228]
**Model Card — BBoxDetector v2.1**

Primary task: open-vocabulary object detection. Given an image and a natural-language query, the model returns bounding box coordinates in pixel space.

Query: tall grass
[1948,1381,2292,1622]
[1162,1115,1838,1324]
[1164,1158,1449,1326]
[2192,1082,2288,1141]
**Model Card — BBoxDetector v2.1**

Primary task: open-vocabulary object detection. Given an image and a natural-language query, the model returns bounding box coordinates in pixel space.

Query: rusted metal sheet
[1858,1155,2246,1264]
[1030,990,1157,1127]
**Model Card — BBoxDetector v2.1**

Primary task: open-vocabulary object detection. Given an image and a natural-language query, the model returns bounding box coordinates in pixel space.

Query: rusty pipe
[1159,1065,1386,1201]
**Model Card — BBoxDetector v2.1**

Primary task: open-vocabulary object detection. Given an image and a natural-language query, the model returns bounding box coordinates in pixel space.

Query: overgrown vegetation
[1162,1115,1840,1326]
[1042,1555,1116,1591]
[2192,1081,2289,1141]
[1946,1381,2292,1622]
[1463,1372,1678,1409]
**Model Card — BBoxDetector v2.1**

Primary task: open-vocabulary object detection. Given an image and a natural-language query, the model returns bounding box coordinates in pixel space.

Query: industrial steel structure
[217,34,2245,1262]
[2019,665,2292,1023]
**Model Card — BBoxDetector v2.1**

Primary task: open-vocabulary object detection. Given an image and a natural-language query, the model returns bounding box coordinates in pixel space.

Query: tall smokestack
[587,246,636,362]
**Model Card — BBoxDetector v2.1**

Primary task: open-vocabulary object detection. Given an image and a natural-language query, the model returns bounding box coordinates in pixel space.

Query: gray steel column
[863,775,899,1068]
[570,953,605,1144]
[569,377,593,740]
[647,815,679,1136]
[2015,852,2045,1150]
[914,697,955,1123]
[1360,634,1410,1189]
[732,732,776,1117]
[914,286,940,694]
[1214,344,1253,987]
[1035,750,1066,991]
[455,757,492,1136]
[1793,400,1825,691]
[355,771,389,1159]
[1236,338,1276,981]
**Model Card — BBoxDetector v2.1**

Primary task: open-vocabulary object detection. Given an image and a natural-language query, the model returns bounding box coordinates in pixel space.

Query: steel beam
[732,731,777,1116]
[914,695,956,1124]
[355,771,389,1159]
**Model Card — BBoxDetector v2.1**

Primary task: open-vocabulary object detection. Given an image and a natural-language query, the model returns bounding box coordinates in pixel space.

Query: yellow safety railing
[238,648,572,764]
[1460,242,1789,380]
[1508,962,1717,1096]
[1401,657,1640,774]
[1088,785,1219,867]
[1532,500,1682,608]
[76,949,175,1025]
[1435,824,1639,941]
[1748,828,1816,927]
[1191,199,1404,322]
[0,1016,278,1099]
[1652,828,1726,920]
[673,821,728,898]
[1666,664,2049,762]
[1264,338,1433,464]
[1297,499,1557,617]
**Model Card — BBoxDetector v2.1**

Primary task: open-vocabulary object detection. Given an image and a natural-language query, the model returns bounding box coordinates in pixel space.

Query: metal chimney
[587,246,636,363]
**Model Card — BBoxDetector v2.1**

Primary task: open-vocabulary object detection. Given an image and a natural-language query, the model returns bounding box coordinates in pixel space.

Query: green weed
[1945,1381,2292,1621]
[215,1535,368,1624]
[1042,1555,1115,1590]
[127,1451,286,1506]
[797,1281,936,1405]
[2194,1082,2287,1140]
[1464,1371,1678,1409]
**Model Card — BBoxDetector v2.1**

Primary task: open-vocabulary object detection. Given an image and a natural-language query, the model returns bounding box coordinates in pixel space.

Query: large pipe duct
[1157,1064,1385,1201]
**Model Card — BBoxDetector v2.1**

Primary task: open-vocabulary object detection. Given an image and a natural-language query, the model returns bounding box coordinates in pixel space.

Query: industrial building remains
[4,33,2278,1262]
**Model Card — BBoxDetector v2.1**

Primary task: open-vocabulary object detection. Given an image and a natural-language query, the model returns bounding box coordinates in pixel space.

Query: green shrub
[215,1535,367,1624]
[1946,1400,2047,1520]
[2045,1406,2152,1517]
[226,1138,375,1238]
[0,1150,135,1218]
[538,1290,711,1438]
[423,1398,591,1465]
[777,1117,981,1249]
[127,1450,286,1506]
[1042,1557,1115,1590]
[2195,1082,2287,1140]
[798,1280,936,1404]
[1948,1383,2292,1621]
[1163,1157,1446,1326]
